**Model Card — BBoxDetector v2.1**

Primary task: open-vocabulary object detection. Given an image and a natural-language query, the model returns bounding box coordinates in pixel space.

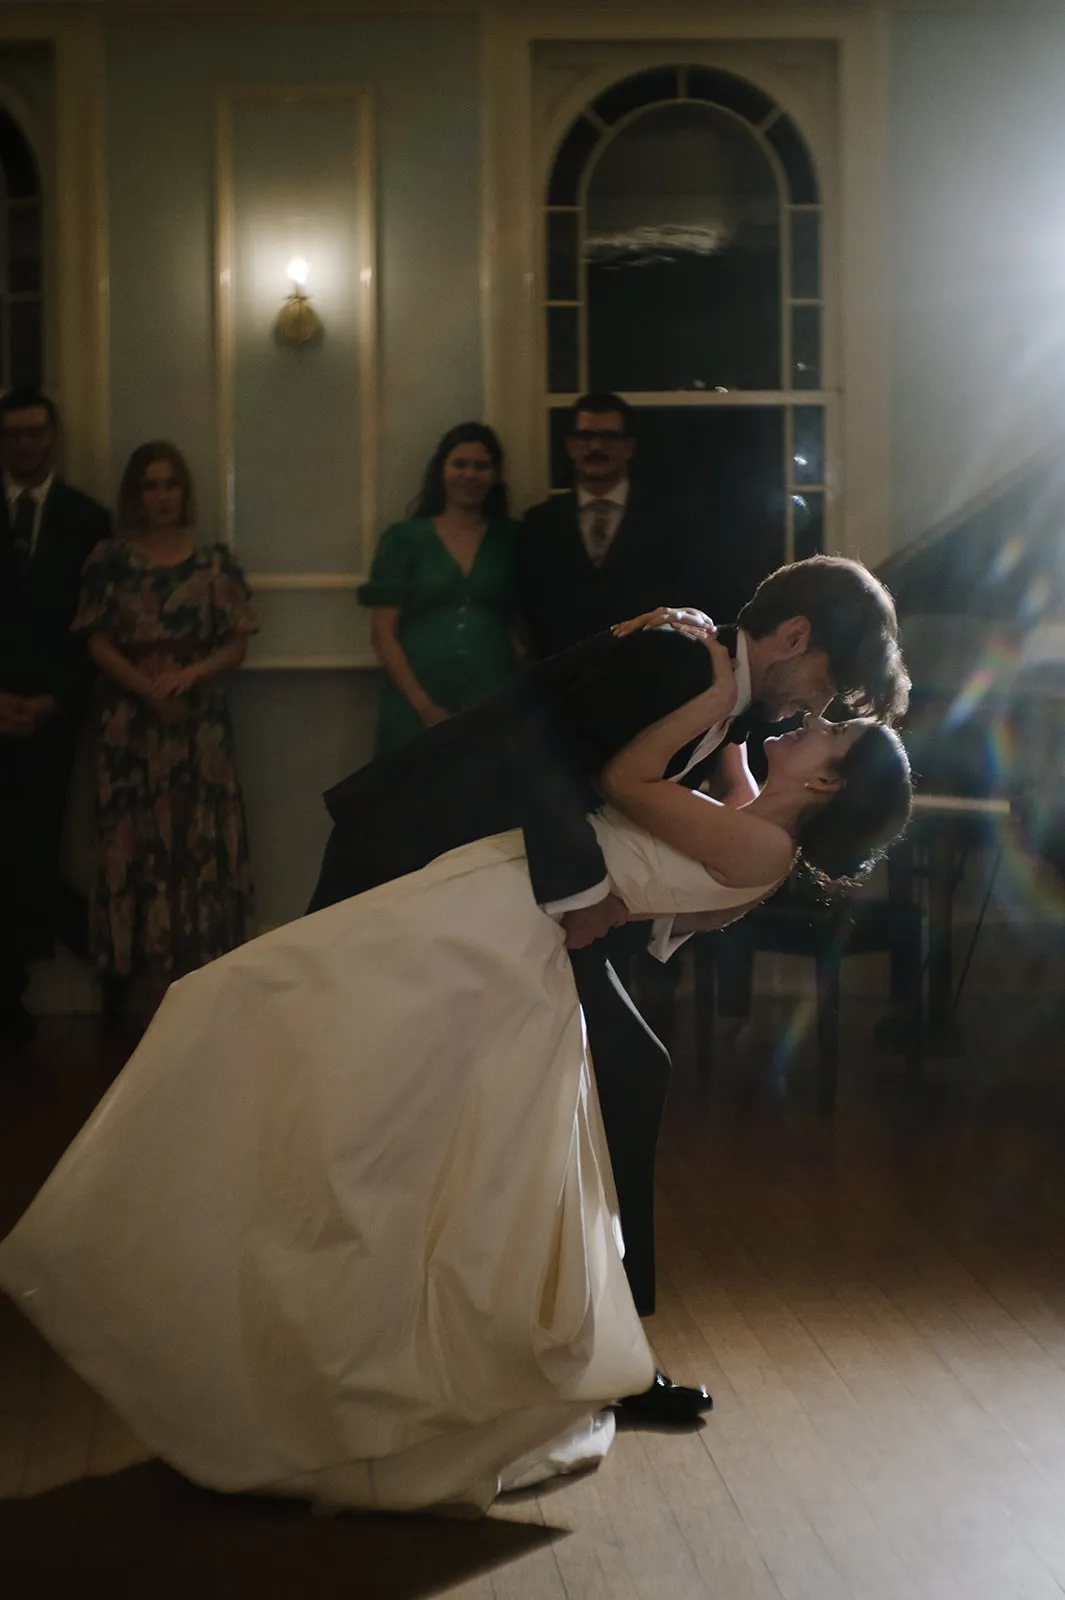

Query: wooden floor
[3,991,1065,1599]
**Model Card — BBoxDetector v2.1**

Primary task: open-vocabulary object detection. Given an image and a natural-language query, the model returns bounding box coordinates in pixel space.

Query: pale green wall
[890,11,1065,544]
[96,6,1065,937]
[106,14,483,529]
[104,15,483,924]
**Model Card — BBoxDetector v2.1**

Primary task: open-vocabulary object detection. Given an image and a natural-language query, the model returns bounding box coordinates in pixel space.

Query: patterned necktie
[10,490,36,571]
[584,497,614,568]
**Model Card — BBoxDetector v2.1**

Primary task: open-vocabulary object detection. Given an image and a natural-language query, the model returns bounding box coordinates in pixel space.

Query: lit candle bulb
[275,257,322,345]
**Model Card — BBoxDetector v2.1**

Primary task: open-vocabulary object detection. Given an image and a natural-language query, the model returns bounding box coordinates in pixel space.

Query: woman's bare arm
[601,635,792,890]
[596,636,737,793]
[603,779,791,889]
[623,893,776,932]
[88,633,157,700]
[716,741,760,807]
[152,636,249,698]
[370,608,449,727]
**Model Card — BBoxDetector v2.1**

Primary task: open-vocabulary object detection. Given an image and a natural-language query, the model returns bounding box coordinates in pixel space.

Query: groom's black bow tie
[722,707,759,746]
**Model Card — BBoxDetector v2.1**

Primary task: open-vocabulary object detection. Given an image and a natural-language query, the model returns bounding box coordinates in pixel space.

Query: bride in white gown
[0,642,911,1515]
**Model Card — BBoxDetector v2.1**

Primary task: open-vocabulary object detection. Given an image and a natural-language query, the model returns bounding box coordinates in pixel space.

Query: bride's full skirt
[0,832,654,1512]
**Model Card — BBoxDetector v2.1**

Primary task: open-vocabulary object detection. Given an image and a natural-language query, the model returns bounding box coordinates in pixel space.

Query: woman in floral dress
[74,442,257,1014]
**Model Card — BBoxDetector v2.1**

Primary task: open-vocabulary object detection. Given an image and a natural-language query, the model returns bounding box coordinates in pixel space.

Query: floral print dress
[74,540,258,979]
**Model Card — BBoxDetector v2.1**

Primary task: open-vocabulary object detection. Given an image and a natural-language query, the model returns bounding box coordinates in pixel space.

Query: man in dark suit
[309,555,909,1422]
[518,392,690,659]
[520,392,751,1018]
[0,388,112,1042]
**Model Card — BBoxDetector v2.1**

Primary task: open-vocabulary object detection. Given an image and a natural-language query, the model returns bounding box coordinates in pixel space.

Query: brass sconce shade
[275,258,323,346]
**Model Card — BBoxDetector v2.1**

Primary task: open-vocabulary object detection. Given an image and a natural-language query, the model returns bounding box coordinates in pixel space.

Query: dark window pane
[586,103,781,391]
[792,306,821,389]
[791,406,824,485]
[627,406,786,620]
[550,406,573,489]
[9,298,42,386]
[765,114,819,204]
[685,67,775,125]
[790,209,820,300]
[548,117,601,206]
[0,110,39,199]
[547,306,580,393]
[592,68,679,126]
[8,203,41,294]
[792,490,824,559]
[546,210,579,302]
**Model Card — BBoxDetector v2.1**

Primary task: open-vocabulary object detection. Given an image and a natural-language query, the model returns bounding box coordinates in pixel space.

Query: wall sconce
[274,257,323,346]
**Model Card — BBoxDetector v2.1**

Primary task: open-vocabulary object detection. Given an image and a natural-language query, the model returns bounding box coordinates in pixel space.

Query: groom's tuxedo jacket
[313,625,738,913]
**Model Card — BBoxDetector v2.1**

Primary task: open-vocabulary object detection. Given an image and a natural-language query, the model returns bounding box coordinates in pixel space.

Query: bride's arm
[603,779,791,890]
[669,895,774,933]
[716,742,760,807]
[598,634,738,783]
[625,894,774,932]
[601,638,793,890]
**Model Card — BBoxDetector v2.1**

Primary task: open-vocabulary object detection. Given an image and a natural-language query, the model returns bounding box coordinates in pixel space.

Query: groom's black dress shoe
[615,1370,713,1425]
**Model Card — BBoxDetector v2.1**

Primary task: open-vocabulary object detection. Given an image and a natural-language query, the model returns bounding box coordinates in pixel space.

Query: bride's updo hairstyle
[797,723,912,886]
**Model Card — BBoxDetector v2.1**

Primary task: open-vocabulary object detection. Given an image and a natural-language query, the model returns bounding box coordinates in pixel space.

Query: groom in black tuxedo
[310,556,909,1421]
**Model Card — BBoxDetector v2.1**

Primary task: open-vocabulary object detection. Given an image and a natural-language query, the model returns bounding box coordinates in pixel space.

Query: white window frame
[544,79,828,563]
[481,5,890,568]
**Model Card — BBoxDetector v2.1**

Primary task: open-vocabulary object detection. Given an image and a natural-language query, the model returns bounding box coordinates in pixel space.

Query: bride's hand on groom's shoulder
[611,606,715,641]
[612,607,735,704]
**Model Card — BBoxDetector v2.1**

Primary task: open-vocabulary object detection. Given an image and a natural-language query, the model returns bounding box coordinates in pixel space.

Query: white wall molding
[213,81,378,579]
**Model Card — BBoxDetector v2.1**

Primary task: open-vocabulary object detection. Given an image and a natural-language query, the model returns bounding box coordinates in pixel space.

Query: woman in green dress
[360,422,521,755]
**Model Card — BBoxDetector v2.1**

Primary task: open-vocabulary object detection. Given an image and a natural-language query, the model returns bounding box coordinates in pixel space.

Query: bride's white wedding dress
[0,808,772,1514]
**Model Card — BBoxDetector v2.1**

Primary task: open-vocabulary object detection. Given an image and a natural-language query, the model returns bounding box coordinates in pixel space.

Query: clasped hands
[142,663,202,720]
[0,691,56,738]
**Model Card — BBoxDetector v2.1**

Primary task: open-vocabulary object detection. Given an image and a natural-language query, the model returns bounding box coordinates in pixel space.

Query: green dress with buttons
[358,516,521,756]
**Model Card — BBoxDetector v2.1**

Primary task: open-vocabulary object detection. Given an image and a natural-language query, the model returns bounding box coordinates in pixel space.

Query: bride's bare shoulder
[694,796,795,888]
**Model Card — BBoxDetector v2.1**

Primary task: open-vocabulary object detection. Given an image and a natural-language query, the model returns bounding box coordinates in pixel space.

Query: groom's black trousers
[568,943,670,1317]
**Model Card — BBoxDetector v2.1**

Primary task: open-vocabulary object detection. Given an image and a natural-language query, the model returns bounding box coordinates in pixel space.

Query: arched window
[545,66,825,617]
[0,105,43,389]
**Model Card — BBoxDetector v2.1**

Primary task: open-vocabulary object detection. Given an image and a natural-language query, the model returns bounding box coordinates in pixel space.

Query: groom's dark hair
[738,556,910,723]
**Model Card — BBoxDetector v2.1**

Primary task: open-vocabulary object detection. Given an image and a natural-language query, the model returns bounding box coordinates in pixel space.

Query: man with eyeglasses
[0,387,111,1044]
[518,391,689,660]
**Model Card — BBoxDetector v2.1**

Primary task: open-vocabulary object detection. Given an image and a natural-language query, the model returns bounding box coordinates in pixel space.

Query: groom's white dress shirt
[543,631,754,962]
